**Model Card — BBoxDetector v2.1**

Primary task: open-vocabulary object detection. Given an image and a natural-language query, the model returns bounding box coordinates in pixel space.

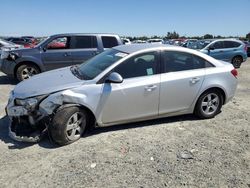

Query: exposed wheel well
[79,105,96,131]
[55,104,96,131]
[14,61,41,78]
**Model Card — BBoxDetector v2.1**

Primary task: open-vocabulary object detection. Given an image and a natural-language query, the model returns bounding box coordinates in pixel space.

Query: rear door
[41,36,74,70]
[223,41,242,61]
[159,50,207,114]
[70,36,100,64]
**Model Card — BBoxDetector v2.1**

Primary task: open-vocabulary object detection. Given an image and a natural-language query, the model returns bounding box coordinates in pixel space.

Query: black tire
[195,89,223,119]
[16,63,40,81]
[49,106,87,146]
[232,56,243,69]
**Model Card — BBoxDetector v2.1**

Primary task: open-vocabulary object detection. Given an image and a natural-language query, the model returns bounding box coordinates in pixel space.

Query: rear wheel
[16,63,40,81]
[195,89,223,119]
[232,56,243,68]
[49,107,87,145]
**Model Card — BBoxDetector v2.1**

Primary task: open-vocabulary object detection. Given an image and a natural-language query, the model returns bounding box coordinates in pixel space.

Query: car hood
[10,47,38,56]
[13,67,84,98]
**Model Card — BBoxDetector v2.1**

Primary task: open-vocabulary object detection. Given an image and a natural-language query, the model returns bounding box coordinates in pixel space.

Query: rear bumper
[0,59,16,77]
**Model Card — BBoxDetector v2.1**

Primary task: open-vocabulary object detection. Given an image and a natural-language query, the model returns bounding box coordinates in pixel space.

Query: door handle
[64,52,70,57]
[145,85,157,91]
[190,77,200,84]
[92,51,100,55]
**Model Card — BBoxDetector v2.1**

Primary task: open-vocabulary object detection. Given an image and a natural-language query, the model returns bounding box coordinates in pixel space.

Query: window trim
[101,36,119,48]
[210,41,224,49]
[97,50,161,84]
[70,35,98,49]
[160,50,215,73]
[223,41,241,48]
[46,36,71,50]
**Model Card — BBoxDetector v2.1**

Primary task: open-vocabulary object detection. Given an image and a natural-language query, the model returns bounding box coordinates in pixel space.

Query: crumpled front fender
[39,89,93,115]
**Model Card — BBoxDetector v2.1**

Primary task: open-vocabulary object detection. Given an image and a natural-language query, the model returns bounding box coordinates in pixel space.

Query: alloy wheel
[201,93,219,115]
[21,67,39,80]
[66,112,85,141]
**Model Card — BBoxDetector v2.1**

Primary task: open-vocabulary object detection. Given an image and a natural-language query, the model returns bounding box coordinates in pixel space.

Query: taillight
[231,69,238,78]
[244,44,248,52]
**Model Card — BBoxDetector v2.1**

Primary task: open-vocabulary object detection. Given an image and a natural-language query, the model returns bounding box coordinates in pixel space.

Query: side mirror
[42,46,47,52]
[208,46,215,51]
[106,72,123,83]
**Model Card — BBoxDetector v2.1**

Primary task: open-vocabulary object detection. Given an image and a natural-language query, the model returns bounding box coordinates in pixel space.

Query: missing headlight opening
[7,94,51,142]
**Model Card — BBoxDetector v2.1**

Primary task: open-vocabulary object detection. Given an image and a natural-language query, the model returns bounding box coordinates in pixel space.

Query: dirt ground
[0,59,249,188]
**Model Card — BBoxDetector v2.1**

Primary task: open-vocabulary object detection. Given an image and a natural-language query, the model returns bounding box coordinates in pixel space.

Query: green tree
[166,31,179,39]
[246,32,250,40]
[203,34,213,39]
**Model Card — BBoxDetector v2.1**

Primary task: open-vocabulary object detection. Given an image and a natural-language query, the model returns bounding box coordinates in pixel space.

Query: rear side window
[224,41,241,48]
[101,36,118,48]
[162,51,213,73]
[73,36,97,49]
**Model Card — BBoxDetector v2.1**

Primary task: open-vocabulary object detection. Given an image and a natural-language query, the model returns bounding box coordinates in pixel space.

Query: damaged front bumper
[6,96,51,143]
[8,119,42,143]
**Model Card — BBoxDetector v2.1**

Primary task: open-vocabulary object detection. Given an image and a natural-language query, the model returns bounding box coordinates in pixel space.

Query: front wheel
[49,107,87,145]
[195,90,223,119]
[16,63,40,81]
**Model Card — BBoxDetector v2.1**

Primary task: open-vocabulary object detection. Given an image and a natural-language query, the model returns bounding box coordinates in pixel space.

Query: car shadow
[0,74,18,85]
[0,114,200,149]
[85,114,199,138]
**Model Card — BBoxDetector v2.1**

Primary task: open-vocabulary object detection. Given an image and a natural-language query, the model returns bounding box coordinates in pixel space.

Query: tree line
[124,31,250,41]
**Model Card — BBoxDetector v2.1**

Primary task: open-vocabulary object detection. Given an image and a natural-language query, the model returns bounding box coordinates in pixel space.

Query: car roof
[50,33,119,38]
[113,44,177,54]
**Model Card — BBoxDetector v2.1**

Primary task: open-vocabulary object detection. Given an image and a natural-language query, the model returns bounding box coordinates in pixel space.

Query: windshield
[78,49,128,80]
[35,37,49,47]
[189,41,212,49]
[0,39,16,46]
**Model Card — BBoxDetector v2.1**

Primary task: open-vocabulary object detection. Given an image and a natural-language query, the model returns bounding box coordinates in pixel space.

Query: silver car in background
[6,44,238,145]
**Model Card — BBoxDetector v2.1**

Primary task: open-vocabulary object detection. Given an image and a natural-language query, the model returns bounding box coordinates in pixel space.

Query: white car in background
[0,38,23,50]
[148,38,164,44]
[122,38,131,45]
[132,40,147,44]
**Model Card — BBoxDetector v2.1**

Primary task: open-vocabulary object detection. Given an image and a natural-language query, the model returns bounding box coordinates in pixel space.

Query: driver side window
[47,37,70,50]
[114,52,158,79]
[211,41,224,49]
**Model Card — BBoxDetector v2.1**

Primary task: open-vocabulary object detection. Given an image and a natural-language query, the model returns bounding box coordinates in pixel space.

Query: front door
[41,36,74,70]
[100,51,161,124]
[208,41,226,61]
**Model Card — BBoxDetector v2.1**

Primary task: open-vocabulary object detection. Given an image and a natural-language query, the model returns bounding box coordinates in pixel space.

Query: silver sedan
[6,44,238,145]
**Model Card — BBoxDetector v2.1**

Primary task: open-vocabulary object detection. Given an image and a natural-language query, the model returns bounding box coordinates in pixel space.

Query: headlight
[1,50,9,59]
[15,95,47,111]
[7,52,20,60]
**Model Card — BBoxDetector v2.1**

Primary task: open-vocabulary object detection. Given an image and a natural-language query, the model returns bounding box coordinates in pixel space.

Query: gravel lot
[0,59,249,188]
